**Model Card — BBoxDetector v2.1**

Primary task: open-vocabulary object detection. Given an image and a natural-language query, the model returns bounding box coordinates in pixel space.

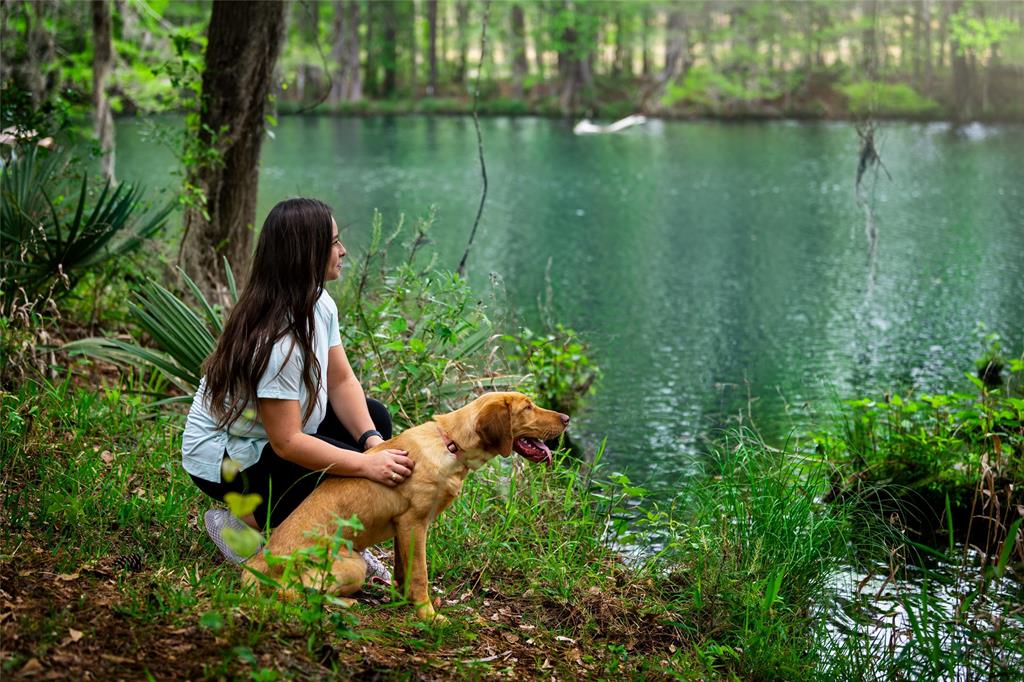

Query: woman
[182,198,413,567]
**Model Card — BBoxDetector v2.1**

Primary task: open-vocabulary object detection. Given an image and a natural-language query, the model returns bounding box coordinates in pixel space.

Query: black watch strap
[357,429,383,450]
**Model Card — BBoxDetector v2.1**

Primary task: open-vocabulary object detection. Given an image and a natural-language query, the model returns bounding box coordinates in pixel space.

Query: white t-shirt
[181,289,342,482]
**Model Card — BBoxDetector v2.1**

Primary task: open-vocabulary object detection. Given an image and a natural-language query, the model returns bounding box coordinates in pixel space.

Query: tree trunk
[455,2,469,83]
[19,0,57,106]
[381,1,398,97]
[408,0,418,99]
[641,6,652,77]
[557,5,581,115]
[613,10,630,77]
[951,2,972,121]
[510,3,528,96]
[92,0,115,184]
[364,2,377,96]
[646,8,687,105]
[330,1,361,103]
[861,0,878,78]
[427,0,438,94]
[922,0,933,92]
[179,0,286,298]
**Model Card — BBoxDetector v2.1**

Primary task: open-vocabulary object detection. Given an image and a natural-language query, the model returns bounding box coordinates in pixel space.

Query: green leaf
[224,492,262,518]
[199,611,224,631]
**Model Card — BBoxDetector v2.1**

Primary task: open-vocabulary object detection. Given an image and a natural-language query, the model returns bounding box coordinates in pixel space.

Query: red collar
[436,424,463,458]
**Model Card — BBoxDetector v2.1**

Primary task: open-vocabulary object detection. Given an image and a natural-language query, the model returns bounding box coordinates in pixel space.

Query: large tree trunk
[408,0,418,99]
[91,0,115,183]
[455,2,469,84]
[612,10,630,77]
[364,2,377,97]
[641,6,652,76]
[381,1,398,96]
[950,2,972,121]
[646,9,688,106]
[861,0,878,77]
[922,0,933,92]
[329,1,361,103]
[18,0,58,106]
[510,3,528,96]
[427,0,438,95]
[179,0,286,298]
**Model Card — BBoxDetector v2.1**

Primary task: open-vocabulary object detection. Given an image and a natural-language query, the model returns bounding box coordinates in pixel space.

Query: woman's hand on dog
[362,449,414,486]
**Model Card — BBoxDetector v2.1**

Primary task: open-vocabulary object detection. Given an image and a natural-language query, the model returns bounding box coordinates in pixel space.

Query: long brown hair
[203,197,334,428]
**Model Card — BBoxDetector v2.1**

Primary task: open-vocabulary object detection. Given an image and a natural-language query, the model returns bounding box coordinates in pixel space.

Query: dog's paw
[416,603,447,624]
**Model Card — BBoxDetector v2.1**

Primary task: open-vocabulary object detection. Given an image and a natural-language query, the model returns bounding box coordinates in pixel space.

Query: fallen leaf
[56,573,79,582]
[100,451,114,465]
[20,658,43,674]
[100,653,134,664]
[68,628,83,642]
[556,635,576,644]
[540,658,552,669]
[503,633,520,644]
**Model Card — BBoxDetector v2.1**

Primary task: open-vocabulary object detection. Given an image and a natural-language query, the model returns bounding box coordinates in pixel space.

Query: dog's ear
[475,396,513,456]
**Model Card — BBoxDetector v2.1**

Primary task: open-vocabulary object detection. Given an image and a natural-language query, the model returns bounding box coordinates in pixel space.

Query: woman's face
[325,217,346,281]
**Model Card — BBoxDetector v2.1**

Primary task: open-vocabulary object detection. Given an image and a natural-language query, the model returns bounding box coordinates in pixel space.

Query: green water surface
[117,116,1024,490]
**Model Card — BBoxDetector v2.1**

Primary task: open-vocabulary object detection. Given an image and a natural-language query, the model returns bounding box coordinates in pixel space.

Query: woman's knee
[366,399,393,440]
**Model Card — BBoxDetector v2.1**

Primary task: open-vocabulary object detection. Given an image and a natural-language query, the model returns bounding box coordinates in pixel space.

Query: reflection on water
[825,551,1024,678]
[116,117,1024,489]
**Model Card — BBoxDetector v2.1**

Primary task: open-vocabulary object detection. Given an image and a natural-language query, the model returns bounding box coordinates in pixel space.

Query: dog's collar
[436,424,463,458]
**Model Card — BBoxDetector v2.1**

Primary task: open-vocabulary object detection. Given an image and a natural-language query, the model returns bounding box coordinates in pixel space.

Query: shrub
[838,80,940,117]
[0,144,174,317]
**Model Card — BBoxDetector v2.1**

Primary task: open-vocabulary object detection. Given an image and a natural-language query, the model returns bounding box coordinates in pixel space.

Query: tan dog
[244,391,569,621]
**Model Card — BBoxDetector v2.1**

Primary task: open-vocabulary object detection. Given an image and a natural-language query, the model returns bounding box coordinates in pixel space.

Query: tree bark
[427,0,438,94]
[922,0,933,92]
[612,9,630,77]
[408,0,418,99]
[455,2,469,83]
[20,0,58,105]
[91,0,115,184]
[951,2,972,121]
[179,0,286,298]
[364,2,377,97]
[329,0,361,103]
[646,8,687,105]
[510,3,528,96]
[861,0,878,78]
[641,6,652,77]
[381,1,398,97]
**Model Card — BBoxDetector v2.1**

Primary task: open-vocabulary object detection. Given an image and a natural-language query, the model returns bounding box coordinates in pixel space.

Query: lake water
[117,116,1024,491]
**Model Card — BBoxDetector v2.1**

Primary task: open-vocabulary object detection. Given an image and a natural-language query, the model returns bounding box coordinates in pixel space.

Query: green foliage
[647,433,860,678]
[951,2,1020,62]
[0,145,174,316]
[824,357,1022,503]
[502,323,600,416]
[839,81,940,117]
[664,65,782,112]
[65,267,228,399]
[333,210,525,429]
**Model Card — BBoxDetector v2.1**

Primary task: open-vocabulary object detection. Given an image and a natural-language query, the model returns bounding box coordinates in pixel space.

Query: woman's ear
[475,397,513,456]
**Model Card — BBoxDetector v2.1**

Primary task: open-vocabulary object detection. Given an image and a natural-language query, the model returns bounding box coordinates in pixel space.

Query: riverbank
[105,76,1024,124]
[3,357,1021,679]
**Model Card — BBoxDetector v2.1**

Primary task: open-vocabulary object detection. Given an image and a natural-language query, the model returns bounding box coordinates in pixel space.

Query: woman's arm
[258,397,413,486]
[325,344,386,449]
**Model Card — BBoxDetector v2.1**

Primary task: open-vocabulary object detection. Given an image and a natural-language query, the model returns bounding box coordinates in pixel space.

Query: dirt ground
[2,544,685,680]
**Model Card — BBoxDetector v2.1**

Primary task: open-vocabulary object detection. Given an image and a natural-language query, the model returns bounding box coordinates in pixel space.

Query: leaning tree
[178,0,286,298]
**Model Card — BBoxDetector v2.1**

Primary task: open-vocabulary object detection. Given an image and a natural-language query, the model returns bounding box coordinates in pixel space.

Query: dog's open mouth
[513,437,552,465]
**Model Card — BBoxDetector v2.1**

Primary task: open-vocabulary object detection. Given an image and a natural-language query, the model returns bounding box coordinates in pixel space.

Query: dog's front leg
[394,519,441,622]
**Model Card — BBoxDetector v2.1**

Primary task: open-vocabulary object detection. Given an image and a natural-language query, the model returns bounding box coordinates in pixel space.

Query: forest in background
[3,0,1023,123]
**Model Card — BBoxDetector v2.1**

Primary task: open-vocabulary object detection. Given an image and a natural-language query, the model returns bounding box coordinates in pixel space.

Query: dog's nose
[559,413,570,426]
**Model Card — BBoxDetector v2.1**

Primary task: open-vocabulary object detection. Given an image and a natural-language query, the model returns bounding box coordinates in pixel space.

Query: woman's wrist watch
[357,429,383,451]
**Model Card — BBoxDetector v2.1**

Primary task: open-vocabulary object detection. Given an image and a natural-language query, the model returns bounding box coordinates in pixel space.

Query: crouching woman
[181,197,413,570]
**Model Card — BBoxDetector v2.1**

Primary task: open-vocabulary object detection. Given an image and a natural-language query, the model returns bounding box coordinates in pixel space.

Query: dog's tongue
[513,437,552,465]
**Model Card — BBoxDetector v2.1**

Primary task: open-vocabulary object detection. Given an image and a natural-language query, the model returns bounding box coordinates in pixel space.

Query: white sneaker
[203,509,262,564]
[361,548,392,585]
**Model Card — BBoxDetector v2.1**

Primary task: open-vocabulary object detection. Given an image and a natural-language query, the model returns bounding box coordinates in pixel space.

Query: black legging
[190,398,393,529]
